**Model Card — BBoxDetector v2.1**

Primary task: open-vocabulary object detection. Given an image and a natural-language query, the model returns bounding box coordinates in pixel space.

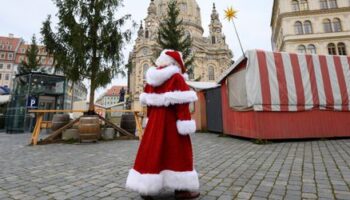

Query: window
[0,53,4,59]
[300,0,309,10]
[320,0,328,9]
[7,64,11,70]
[5,74,9,80]
[292,0,300,11]
[41,57,46,64]
[185,30,192,39]
[323,19,332,33]
[8,53,13,60]
[145,29,149,39]
[0,64,3,69]
[333,18,342,32]
[329,0,338,8]
[208,66,215,80]
[180,3,188,12]
[188,71,194,80]
[338,43,347,55]
[297,45,307,53]
[0,73,1,80]
[307,44,317,54]
[294,21,304,35]
[212,36,216,44]
[304,21,313,34]
[187,66,194,80]
[143,63,149,78]
[328,43,337,55]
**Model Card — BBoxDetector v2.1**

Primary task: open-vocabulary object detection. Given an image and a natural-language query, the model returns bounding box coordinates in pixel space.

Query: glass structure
[5,73,66,133]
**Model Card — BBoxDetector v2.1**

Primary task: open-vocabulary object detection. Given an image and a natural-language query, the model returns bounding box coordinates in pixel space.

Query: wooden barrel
[120,113,136,135]
[78,116,101,141]
[51,114,70,131]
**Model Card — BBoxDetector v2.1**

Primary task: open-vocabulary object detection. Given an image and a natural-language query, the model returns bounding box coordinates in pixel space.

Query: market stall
[218,50,350,139]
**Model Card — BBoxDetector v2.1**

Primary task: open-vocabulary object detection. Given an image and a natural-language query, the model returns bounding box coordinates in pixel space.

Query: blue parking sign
[27,96,38,108]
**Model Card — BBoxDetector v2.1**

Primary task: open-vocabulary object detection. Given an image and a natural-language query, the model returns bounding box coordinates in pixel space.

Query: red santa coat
[126,65,199,195]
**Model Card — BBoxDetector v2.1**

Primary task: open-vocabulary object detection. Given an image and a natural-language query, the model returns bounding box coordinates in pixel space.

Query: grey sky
[0,0,273,95]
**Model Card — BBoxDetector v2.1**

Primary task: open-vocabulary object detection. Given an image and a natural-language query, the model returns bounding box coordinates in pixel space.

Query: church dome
[155,0,204,37]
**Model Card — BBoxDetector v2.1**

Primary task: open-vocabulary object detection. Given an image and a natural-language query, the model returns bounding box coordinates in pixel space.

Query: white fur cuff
[176,120,196,135]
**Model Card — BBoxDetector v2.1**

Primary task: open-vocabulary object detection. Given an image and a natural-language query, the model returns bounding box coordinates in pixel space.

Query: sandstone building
[271,0,350,55]
[128,0,233,109]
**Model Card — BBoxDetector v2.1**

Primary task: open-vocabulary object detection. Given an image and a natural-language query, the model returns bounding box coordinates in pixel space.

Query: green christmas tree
[41,0,133,112]
[19,35,41,74]
[157,0,194,70]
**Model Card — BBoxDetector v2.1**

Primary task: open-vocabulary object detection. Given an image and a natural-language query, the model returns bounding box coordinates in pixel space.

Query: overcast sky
[0,0,273,96]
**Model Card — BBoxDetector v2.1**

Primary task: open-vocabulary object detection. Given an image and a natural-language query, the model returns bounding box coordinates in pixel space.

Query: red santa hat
[155,49,186,73]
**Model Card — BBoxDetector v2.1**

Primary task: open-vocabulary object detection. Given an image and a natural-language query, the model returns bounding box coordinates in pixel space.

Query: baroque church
[128,0,233,109]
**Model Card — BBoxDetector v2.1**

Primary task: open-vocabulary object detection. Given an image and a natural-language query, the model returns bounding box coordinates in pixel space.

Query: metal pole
[232,20,246,57]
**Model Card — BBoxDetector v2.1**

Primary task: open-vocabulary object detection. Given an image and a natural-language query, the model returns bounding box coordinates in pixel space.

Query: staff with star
[224,6,245,57]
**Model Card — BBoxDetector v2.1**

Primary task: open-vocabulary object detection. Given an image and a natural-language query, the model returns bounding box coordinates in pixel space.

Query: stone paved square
[1,132,350,199]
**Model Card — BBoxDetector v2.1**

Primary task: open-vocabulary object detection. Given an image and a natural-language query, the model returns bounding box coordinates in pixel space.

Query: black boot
[175,190,200,199]
[141,195,154,200]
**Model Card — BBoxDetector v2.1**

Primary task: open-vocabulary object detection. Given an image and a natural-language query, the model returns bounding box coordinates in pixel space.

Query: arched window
[307,44,317,54]
[185,30,192,40]
[333,18,342,32]
[300,0,309,10]
[145,29,149,39]
[294,21,304,35]
[188,67,194,80]
[297,45,307,54]
[143,63,149,78]
[323,19,332,33]
[328,43,337,55]
[208,66,215,81]
[329,0,338,8]
[304,20,313,34]
[338,43,347,55]
[320,0,328,9]
[212,36,216,44]
[292,0,300,11]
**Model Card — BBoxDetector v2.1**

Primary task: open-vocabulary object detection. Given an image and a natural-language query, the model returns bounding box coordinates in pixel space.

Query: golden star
[224,7,238,21]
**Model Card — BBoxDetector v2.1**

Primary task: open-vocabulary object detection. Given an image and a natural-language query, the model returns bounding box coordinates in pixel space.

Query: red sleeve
[172,75,197,135]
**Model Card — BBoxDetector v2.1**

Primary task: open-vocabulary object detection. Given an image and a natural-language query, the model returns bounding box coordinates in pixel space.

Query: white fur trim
[155,49,183,68]
[139,93,147,105]
[126,169,199,195]
[139,91,198,107]
[146,65,181,87]
[142,118,148,128]
[176,120,196,135]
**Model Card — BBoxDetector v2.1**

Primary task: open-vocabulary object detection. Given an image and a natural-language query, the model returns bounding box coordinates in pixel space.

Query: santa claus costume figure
[126,49,200,199]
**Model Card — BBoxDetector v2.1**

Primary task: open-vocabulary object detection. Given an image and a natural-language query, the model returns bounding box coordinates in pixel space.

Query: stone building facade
[128,0,233,109]
[0,34,22,88]
[271,0,350,55]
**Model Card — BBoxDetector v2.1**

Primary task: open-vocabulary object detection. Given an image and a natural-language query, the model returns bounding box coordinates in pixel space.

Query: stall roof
[186,81,220,91]
[218,49,350,112]
[217,55,247,84]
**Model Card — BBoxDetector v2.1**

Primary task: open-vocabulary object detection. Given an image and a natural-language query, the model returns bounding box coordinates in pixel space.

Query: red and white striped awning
[244,50,350,111]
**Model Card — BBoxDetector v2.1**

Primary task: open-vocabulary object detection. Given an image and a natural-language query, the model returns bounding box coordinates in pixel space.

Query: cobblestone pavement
[1,133,350,200]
